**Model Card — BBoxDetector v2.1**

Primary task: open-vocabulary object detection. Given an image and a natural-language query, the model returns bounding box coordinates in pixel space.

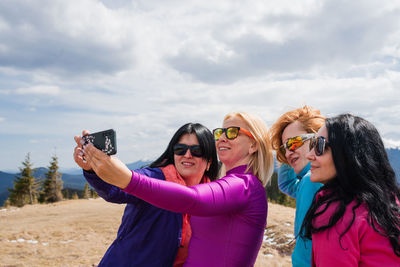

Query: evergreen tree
[2,199,10,208]
[83,183,91,199]
[91,189,99,199]
[72,192,79,199]
[42,155,63,203]
[266,172,296,208]
[63,188,70,199]
[8,153,40,207]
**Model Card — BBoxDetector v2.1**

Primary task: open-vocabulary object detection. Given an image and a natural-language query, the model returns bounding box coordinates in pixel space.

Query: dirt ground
[0,198,294,267]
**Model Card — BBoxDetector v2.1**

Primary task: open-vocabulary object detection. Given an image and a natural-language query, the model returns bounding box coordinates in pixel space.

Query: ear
[206,161,211,171]
[248,140,258,155]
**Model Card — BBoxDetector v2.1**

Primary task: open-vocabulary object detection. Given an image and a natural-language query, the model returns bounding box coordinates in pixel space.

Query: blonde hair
[223,111,274,186]
[270,105,325,164]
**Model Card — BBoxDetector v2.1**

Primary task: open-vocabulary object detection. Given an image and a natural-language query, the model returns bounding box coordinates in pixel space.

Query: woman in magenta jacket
[73,123,219,267]
[300,114,400,266]
[82,111,274,267]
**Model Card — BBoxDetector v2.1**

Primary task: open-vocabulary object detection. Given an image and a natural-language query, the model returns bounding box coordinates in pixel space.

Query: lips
[310,164,318,171]
[218,146,230,151]
[289,157,298,166]
[181,161,195,166]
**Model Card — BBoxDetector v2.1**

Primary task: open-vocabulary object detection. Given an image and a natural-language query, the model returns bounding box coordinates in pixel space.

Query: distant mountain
[59,168,83,175]
[0,171,15,206]
[1,152,398,207]
[0,168,87,207]
[0,160,152,207]
[387,148,400,184]
[126,160,152,170]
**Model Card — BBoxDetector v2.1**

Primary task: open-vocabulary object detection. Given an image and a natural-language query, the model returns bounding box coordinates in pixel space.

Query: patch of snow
[285,233,295,239]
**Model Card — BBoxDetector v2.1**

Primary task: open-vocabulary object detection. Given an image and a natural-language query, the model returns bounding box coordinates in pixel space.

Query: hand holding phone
[83,129,117,155]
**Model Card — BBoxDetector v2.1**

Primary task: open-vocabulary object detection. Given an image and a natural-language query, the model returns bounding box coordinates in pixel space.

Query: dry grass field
[0,198,294,267]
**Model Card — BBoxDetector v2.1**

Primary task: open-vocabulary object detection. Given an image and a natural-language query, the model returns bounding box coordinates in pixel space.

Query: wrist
[119,168,132,189]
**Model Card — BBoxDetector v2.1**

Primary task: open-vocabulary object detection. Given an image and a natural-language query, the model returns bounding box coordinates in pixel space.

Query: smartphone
[83,129,117,155]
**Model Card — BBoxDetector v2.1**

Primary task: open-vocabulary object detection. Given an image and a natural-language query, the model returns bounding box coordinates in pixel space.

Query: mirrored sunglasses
[280,133,315,154]
[212,127,254,141]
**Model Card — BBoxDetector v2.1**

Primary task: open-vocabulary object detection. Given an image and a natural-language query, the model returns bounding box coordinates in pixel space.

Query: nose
[285,148,294,158]
[306,148,315,161]
[183,148,193,158]
[217,131,228,142]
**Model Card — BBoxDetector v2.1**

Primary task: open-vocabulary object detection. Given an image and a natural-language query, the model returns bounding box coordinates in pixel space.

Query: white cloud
[383,138,400,149]
[0,0,400,170]
[15,85,61,95]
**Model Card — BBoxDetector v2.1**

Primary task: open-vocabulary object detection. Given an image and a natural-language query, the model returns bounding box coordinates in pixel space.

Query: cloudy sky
[1,0,400,172]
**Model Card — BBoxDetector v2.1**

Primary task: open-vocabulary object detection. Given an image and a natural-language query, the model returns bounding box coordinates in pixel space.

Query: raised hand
[83,143,132,189]
[73,130,92,171]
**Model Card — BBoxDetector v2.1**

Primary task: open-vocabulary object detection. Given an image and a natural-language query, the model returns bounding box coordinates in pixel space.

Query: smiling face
[216,116,257,171]
[174,133,209,186]
[306,126,337,184]
[281,121,311,174]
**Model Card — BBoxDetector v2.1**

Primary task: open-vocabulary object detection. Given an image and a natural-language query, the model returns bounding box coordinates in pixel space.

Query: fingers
[74,135,83,146]
[83,143,107,171]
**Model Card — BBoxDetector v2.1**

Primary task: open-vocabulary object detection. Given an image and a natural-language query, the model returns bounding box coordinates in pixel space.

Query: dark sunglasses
[309,136,330,156]
[173,144,203,157]
[280,133,315,154]
[212,127,254,141]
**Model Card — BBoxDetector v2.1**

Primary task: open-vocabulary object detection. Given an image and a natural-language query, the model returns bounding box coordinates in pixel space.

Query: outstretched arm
[83,143,251,216]
[122,170,250,216]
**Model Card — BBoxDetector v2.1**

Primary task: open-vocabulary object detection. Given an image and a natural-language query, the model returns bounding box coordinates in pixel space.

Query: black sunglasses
[309,136,330,156]
[173,144,203,157]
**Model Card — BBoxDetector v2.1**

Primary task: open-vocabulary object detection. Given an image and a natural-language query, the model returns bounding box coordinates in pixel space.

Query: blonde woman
[82,112,274,267]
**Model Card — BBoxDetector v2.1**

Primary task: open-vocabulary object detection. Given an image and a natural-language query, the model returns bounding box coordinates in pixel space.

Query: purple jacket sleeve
[122,170,252,216]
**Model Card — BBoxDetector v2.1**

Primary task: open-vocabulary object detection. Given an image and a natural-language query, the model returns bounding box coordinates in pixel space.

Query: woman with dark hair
[300,114,400,266]
[73,123,218,267]
[82,111,274,267]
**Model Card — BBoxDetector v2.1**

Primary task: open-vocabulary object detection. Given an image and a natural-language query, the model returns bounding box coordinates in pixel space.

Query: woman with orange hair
[270,106,325,267]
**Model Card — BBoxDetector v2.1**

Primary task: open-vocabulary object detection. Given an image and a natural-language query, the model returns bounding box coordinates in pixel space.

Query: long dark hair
[150,123,219,181]
[300,114,400,256]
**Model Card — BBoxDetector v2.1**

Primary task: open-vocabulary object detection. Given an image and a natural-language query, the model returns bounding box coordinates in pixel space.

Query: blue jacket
[278,163,322,267]
[84,167,182,267]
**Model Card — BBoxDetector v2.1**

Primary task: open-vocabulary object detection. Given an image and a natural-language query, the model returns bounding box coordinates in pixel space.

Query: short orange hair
[270,106,325,164]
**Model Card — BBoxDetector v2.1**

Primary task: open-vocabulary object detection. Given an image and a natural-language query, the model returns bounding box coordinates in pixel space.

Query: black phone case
[83,129,117,155]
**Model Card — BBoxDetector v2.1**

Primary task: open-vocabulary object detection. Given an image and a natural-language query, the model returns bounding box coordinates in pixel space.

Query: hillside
[0,160,153,206]
[0,169,87,206]
[0,198,294,266]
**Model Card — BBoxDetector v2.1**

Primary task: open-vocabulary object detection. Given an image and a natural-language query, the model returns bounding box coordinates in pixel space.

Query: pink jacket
[311,191,400,266]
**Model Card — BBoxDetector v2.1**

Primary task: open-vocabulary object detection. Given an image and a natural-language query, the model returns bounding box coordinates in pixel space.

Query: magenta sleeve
[122,170,251,216]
